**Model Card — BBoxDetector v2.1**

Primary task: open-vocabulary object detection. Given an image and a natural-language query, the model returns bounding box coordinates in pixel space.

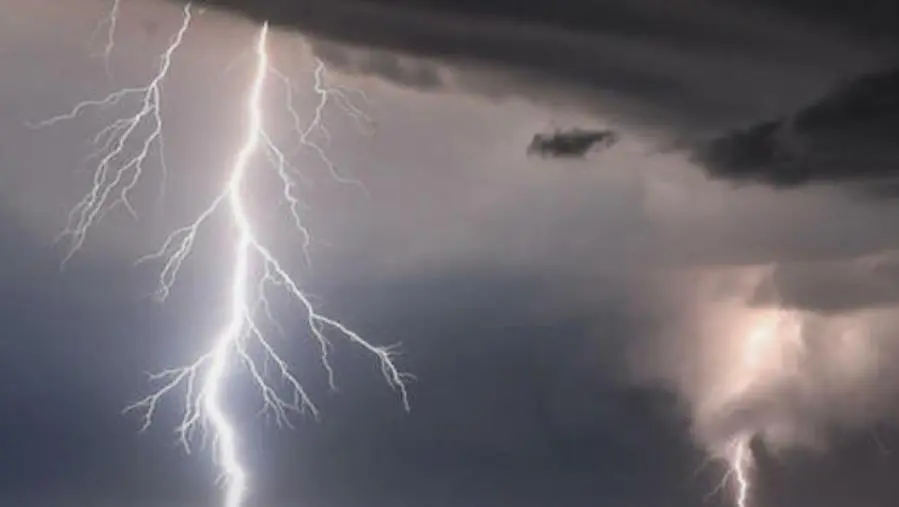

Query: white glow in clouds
[648,265,899,507]
[702,304,804,507]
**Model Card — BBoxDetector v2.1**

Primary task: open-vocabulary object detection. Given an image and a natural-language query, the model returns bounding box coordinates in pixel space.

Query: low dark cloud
[749,0,899,44]
[191,0,899,194]
[694,66,899,188]
[310,40,448,91]
[189,0,892,134]
[526,128,618,158]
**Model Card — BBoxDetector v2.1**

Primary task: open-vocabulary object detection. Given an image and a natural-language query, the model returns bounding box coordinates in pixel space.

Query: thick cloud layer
[189,0,892,134]
[751,253,899,314]
[190,0,899,195]
[695,67,899,188]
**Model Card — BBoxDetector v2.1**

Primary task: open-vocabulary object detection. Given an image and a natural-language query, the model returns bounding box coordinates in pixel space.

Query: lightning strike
[704,436,753,507]
[727,436,753,507]
[32,3,412,507]
[731,438,752,507]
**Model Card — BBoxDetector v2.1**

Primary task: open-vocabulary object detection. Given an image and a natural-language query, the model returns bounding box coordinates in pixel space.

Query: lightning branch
[30,3,412,507]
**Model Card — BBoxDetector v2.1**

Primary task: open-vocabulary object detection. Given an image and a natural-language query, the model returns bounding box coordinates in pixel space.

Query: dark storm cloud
[310,40,447,91]
[526,128,619,158]
[188,0,892,134]
[193,0,899,53]
[694,66,899,188]
[748,0,899,43]
[188,0,899,197]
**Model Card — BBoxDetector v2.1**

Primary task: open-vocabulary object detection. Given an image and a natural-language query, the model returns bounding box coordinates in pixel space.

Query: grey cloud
[191,0,890,135]
[193,0,899,202]
[694,66,899,189]
[751,255,899,314]
[749,0,899,44]
[310,40,448,91]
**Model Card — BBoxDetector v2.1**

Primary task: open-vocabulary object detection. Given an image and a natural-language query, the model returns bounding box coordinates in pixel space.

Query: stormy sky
[2,0,899,506]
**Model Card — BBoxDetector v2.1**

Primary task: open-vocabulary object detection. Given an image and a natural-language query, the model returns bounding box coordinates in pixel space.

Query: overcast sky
[2,1,899,506]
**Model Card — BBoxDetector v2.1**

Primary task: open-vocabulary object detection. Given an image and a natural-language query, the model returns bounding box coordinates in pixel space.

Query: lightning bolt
[730,439,752,507]
[728,436,753,507]
[30,3,411,507]
[92,0,121,78]
[705,436,753,507]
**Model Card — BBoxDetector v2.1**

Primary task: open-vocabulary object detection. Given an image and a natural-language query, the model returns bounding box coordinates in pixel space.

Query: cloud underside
[189,0,891,132]
[695,67,899,190]
[751,255,899,313]
[187,0,899,196]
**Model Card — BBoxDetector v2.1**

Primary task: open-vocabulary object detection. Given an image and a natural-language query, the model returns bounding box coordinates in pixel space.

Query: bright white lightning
[30,2,189,266]
[31,4,411,507]
[731,438,752,507]
[704,436,753,507]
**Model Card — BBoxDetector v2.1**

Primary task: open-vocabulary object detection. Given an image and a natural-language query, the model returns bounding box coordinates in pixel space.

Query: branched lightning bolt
[271,58,373,192]
[31,2,187,266]
[31,4,411,507]
[704,436,753,507]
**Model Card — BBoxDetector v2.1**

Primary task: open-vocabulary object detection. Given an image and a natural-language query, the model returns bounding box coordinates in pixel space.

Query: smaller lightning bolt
[705,436,754,507]
[270,58,372,192]
[730,437,753,507]
[91,0,122,79]
[30,1,190,266]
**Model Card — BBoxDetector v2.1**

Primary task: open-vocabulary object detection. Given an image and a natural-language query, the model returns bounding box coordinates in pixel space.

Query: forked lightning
[707,437,753,507]
[30,2,411,507]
